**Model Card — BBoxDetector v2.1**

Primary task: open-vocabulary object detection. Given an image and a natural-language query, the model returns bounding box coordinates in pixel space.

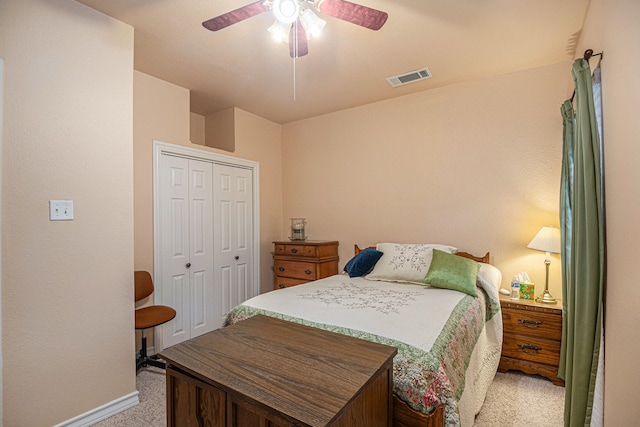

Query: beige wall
[190,112,206,146]
[205,107,236,152]
[0,0,135,425]
[133,71,191,274]
[282,62,572,297]
[4,1,634,425]
[576,0,640,423]
[134,75,283,297]
[0,57,3,419]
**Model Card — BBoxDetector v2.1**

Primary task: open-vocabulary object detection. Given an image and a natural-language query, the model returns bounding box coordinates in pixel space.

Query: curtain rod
[570,49,604,103]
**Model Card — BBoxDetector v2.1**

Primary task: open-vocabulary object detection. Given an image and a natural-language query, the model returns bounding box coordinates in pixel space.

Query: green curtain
[560,100,574,309]
[558,58,605,426]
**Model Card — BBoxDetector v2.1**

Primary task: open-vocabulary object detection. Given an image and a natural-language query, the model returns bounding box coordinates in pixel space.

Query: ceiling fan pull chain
[293,20,297,101]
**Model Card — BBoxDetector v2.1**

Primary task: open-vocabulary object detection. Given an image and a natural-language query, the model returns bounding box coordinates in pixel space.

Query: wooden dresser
[498,294,565,386]
[273,240,339,290]
[160,315,396,427]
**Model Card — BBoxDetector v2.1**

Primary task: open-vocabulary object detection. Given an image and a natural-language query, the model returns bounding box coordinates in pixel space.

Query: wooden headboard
[354,244,491,264]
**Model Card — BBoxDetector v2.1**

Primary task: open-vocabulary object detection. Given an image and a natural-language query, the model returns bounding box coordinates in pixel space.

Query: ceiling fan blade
[202,1,270,31]
[315,0,388,30]
[289,20,309,58]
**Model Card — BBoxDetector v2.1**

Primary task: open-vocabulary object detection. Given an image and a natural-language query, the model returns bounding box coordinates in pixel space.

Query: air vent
[386,67,433,88]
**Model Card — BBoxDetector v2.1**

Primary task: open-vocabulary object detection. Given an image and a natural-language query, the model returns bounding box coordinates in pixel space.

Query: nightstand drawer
[502,333,561,366]
[275,276,308,289]
[274,260,317,280]
[501,308,562,340]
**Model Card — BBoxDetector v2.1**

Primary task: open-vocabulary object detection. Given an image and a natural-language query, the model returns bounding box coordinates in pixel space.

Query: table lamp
[527,226,561,304]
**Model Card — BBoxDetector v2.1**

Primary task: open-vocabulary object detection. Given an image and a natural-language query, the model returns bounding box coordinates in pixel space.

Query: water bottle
[510,281,520,300]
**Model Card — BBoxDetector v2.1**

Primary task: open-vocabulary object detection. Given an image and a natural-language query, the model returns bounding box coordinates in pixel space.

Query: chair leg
[136,330,166,372]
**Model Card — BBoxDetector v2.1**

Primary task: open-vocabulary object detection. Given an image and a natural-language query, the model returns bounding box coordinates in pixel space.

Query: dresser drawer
[502,332,561,366]
[501,308,562,341]
[274,244,317,257]
[274,260,317,280]
[275,276,308,289]
[272,241,339,290]
[274,242,339,259]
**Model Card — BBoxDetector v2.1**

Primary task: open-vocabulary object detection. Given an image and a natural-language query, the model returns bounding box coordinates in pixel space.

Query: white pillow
[365,243,458,284]
[476,263,502,295]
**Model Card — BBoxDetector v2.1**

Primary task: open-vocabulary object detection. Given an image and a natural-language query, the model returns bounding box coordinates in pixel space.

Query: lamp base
[535,290,557,304]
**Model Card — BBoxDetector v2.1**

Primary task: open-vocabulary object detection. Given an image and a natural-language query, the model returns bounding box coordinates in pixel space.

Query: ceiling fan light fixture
[272,0,300,24]
[299,8,326,39]
[202,0,389,62]
[268,20,291,43]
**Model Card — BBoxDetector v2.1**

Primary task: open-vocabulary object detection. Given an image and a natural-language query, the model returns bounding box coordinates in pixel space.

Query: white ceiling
[76,0,590,124]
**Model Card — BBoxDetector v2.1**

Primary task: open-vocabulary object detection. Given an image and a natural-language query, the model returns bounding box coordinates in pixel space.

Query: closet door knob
[235,256,240,260]
[186,263,191,268]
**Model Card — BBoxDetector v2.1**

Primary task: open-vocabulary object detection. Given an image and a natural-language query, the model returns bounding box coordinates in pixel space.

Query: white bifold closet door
[213,163,254,327]
[158,154,256,349]
[160,155,215,348]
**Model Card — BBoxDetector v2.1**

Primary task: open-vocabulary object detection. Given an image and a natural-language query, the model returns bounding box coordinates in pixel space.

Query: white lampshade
[268,20,291,43]
[300,8,326,39]
[527,226,561,254]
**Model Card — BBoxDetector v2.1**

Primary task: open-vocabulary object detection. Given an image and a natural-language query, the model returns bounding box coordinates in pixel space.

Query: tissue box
[519,283,535,300]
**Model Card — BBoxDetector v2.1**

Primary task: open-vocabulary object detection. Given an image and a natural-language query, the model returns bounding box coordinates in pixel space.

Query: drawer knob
[278,284,285,289]
[518,319,543,328]
[278,267,285,272]
[290,248,298,253]
[305,269,312,275]
[517,343,542,354]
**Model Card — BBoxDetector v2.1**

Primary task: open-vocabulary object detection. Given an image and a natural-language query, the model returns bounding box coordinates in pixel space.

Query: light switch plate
[49,200,74,221]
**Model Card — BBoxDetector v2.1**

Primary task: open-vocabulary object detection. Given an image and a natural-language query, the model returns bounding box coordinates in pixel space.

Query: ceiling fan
[202,0,388,58]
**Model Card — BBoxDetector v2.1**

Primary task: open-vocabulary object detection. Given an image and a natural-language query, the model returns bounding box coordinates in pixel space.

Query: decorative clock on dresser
[272,240,339,290]
[498,294,565,386]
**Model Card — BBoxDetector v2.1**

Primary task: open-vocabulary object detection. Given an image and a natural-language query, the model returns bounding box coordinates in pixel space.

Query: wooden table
[160,315,397,427]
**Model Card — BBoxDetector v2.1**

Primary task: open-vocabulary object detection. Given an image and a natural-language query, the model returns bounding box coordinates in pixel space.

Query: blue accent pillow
[343,249,384,278]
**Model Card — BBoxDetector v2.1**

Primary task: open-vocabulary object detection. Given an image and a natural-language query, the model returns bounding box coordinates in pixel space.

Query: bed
[225,243,503,427]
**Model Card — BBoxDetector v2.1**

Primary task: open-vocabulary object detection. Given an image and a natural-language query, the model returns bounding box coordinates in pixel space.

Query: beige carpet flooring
[94,368,565,426]
[473,372,565,426]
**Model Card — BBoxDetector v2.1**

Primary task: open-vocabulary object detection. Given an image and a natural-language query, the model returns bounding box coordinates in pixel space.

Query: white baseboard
[53,390,139,427]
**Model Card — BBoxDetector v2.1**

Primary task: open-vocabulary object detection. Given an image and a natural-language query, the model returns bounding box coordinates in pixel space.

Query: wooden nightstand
[273,240,339,290]
[498,294,565,386]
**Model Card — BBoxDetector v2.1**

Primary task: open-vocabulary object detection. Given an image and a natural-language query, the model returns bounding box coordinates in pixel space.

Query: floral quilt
[225,275,500,425]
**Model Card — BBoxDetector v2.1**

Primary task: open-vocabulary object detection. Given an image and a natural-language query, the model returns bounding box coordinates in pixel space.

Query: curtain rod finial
[583,49,603,61]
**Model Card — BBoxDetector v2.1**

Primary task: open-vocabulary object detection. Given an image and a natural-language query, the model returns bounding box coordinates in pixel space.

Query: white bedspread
[247,276,466,347]
[226,263,503,426]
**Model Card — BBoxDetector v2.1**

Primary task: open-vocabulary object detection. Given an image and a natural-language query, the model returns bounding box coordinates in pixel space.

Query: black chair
[135,271,176,372]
